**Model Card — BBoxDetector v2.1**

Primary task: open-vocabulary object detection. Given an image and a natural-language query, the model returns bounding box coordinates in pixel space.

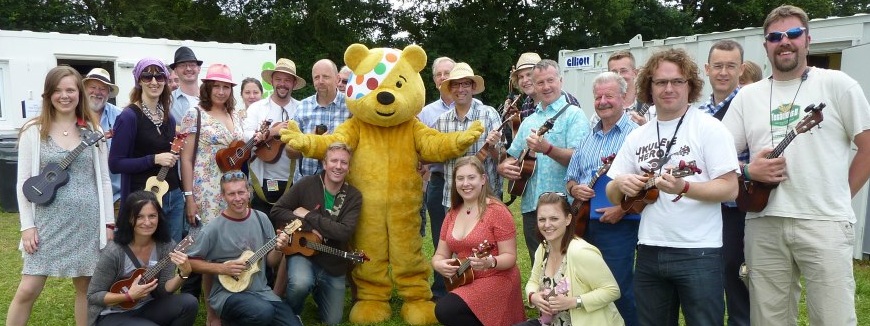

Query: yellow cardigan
[525,238,625,326]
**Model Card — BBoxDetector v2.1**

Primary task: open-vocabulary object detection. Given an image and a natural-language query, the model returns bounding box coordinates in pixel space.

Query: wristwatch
[575,296,583,309]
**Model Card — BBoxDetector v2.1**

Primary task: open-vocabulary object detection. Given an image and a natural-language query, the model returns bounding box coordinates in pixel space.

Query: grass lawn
[2,206,870,325]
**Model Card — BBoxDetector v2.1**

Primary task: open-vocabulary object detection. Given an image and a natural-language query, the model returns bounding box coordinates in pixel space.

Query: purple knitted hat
[133,58,170,89]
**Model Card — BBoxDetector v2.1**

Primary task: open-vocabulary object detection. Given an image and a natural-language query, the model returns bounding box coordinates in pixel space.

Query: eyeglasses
[139,73,166,83]
[539,192,568,199]
[651,78,688,88]
[176,62,199,69]
[765,27,806,43]
[450,80,473,89]
[221,170,246,182]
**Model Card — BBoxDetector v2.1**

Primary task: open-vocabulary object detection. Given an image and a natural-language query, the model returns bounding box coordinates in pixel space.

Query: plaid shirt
[434,101,503,206]
[293,92,351,182]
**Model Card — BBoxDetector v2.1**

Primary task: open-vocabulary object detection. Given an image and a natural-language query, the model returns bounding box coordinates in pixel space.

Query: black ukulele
[22,129,104,205]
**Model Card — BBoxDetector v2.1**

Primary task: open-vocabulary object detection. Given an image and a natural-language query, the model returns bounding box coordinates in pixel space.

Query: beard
[773,45,801,73]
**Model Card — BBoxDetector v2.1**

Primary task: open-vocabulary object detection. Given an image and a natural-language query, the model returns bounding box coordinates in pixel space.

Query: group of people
[7,4,870,326]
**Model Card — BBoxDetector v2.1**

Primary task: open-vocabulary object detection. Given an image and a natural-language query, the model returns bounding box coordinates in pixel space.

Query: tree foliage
[1,0,867,102]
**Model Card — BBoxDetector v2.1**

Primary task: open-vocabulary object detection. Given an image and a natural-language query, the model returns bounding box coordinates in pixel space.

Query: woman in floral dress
[518,193,624,326]
[432,156,525,326]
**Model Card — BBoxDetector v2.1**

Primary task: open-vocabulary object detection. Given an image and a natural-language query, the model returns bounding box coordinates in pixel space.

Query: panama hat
[82,68,119,98]
[261,58,307,90]
[169,46,203,70]
[511,52,541,79]
[201,64,236,86]
[438,62,485,95]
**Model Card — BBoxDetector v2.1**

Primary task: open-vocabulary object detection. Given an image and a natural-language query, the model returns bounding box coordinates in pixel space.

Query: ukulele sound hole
[45,171,57,182]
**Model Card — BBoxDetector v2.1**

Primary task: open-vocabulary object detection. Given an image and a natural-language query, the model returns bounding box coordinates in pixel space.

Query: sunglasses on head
[539,191,568,199]
[765,27,806,43]
[139,72,166,83]
[221,170,246,182]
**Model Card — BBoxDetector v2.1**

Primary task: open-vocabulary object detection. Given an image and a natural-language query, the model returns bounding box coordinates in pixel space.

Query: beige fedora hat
[438,62,485,95]
[261,58,307,90]
[510,52,541,79]
[83,68,120,98]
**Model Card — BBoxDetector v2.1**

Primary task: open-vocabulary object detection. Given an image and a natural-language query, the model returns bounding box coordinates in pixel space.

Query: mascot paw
[349,300,391,324]
[400,300,437,325]
[456,120,484,148]
[278,120,307,150]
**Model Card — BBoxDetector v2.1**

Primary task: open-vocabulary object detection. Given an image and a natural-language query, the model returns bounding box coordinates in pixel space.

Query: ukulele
[444,240,495,291]
[736,103,825,212]
[620,160,702,214]
[254,133,285,164]
[143,134,187,206]
[109,235,195,309]
[218,219,302,293]
[215,120,270,172]
[570,154,616,238]
[280,230,369,264]
[474,112,517,162]
[507,104,571,198]
[22,129,105,205]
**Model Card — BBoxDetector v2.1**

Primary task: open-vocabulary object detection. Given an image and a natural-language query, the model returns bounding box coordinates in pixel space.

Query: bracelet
[742,163,752,181]
[176,268,189,279]
[182,191,193,197]
[672,181,690,202]
[528,292,535,304]
[544,144,554,156]
[105,224,116,230]
[491,255,498,269]
[124,291,134,302]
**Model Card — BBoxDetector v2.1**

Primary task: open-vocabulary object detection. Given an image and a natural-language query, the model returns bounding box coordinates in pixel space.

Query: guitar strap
[249,161,296,205]
[193,107,201,166]
[121,245,144,269]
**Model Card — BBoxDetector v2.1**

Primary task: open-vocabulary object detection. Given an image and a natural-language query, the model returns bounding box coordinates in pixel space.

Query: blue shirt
[170,88,198,126]
[507,94,590,213]
[565,112,639,220]
[293,92,351,182]
[101,102,123,202]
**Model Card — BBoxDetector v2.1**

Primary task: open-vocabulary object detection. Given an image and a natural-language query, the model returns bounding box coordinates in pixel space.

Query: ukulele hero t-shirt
[608,107,739,248]
[722,68,870,223]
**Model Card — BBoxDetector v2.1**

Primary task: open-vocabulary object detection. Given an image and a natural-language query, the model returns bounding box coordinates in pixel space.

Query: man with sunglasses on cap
[83,68,123,207]
[187,171,301,326]
[722,5,870,325]
[169,46,203,125]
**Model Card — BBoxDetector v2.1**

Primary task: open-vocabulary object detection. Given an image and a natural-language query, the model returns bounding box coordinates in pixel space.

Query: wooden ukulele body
[218,250,259,293]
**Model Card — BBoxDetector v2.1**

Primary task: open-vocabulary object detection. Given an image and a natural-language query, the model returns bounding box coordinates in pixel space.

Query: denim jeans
[221,292,301,326]
[426,172,447,298]
[284,255,346,325]
[163,188,185,243]
[586,219,640,326]
[635,245,724,326]
[96,293,198,325]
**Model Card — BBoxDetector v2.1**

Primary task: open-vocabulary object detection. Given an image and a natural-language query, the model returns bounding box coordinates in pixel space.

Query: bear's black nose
[377,91,395,105]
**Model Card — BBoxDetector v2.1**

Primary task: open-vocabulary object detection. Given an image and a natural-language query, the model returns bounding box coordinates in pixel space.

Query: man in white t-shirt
[606,48,738,325]
[722,5,870,325]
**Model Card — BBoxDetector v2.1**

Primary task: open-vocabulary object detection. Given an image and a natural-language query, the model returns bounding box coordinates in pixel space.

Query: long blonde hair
[450,156,499,218]
[23,66,98,139]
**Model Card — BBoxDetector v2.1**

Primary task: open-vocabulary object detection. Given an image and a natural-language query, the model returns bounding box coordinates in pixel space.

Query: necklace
[654,108,688,172]
[141,102,164,132]
[768,68,809,147]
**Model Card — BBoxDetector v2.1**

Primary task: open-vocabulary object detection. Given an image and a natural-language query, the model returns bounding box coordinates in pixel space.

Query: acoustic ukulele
[143,133,187,206]
[620,160,702,214]
[570,153,616,238]
[736,103,825,212]
[444,240,495,291]
[280,230,369,264]
[215,120,270,172]
[254,120,286,163]
[109,235,195,309]
[506,104,571,199]
[23,129,104,205]
[218,219,302,293]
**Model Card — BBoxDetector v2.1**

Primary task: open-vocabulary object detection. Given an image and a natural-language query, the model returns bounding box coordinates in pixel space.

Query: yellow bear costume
[280,44,483,324]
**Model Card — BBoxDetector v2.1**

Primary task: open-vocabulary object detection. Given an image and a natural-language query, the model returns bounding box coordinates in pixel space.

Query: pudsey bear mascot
[280,44,483,324]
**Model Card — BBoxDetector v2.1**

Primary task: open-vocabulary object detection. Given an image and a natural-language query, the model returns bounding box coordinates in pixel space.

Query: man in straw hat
[244,58,307,217]
[169,46,204,124]
[498,59,590,260]
[83,67,122,205]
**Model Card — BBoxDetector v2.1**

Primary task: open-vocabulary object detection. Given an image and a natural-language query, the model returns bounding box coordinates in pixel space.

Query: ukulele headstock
[175,234,196,253]
[170,133,188,154]
[668,160,702,178]
[281,219,303,236]
[795,103,825,134]
[473,240,495,258]
[349,250,371,264]
[81,129,106,146]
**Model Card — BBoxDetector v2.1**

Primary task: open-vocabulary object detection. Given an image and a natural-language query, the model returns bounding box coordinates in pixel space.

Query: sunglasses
[139,73,167,83]
[338,78,349,84]
[221,170,246,182]
[539,191,568,199]
[765,27,806,43]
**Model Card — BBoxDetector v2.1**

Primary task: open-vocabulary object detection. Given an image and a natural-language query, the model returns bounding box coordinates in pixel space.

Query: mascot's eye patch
[346,49,402,100]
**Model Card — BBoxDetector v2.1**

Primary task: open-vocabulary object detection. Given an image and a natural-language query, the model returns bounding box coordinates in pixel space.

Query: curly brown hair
[636,48,704,105]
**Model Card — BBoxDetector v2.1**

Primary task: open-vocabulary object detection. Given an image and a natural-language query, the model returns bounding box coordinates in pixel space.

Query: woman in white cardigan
[517,192,624,326]
[7,65,114,326]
